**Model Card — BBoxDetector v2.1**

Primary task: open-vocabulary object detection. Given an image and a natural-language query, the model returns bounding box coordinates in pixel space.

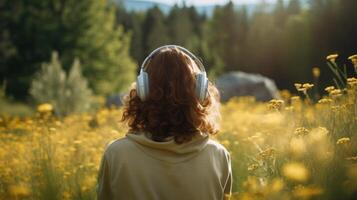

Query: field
[2,0,357,199]
[1,77,357,200]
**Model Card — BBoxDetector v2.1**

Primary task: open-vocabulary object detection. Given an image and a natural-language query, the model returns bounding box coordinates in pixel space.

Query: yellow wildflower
[302,83,314,90]
[293,185,323,198]
[74,140,83,145]
[285,106,294,111]
[37,103,53,113]
[331,105,341,112]
[326,54,338,62]
[242,176,259,191]
[345,156,357,161]
[291,96,300,101]
[294,83,305,92]
[282,162,309,182]
[270,178,284,192]
[294,127,309,136]
[294,83,302,90]
[348,54,357,69]
[258,147,276,159]
[55,120,62,126]
[244,135,260,142]
[8,185,31,198]
[329,89,342,97]
[64,171,71,176]
[318,98,333,104]
[347,77,357,87]
[221,140,230,147]
[325,86,335,93]
[295,83,314,92]
[247,164,259,171]
[312,67,320,78]
[279,89,291,100]
[336,137,350,145]
[348,54,357,60]
[268,99,284,110]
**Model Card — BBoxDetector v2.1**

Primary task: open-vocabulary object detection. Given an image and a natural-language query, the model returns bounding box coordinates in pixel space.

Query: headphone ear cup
[195,72,208,102]
[136,71,149,101]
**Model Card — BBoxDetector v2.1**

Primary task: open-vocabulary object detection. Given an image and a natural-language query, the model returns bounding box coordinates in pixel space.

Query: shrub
[30,52,92,116]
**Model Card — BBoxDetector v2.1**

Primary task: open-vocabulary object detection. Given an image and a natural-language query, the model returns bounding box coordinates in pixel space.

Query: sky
[150,0,278,6]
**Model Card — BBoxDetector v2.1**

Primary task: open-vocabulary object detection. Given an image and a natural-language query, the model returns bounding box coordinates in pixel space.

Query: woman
[97,45,232,200]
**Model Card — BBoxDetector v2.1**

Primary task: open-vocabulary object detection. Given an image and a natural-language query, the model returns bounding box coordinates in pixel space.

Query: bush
[30,52,92,116]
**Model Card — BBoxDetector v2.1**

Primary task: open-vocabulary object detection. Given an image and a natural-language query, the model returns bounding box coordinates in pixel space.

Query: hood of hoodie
[126,132,209,163]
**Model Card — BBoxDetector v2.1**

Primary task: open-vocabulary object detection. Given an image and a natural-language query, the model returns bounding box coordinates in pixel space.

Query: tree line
[117,0,356,91]
[1,0,356,101]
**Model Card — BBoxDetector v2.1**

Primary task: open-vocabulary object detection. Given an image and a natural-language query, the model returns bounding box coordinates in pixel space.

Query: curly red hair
[121,47,220,144]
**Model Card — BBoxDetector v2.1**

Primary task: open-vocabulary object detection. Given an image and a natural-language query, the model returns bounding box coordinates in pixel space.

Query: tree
[206,2,241,72]
[274,0,287,27]
[142,6,169,54]
[244,2,287,88]
[128,12,145,64]
[167,5,194,47]
[30,52,92,116]
[187,6,206,37]
[1,0,136,99]
[287,0,301,15]
[282,14,312,85]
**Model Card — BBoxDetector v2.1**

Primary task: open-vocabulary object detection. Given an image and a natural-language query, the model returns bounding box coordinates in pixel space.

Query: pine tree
[65,59,92,114]
[167,5,194,47]
[206,2,241,71]
[245,3,285,77]
[30,52,92,116]
[282,15,312,84]
[142,6,169,54]
[30,52,67,116]
[187,6,205,37]
[128,13,145,64]
[274,0,287,27]
[287,0,301,15]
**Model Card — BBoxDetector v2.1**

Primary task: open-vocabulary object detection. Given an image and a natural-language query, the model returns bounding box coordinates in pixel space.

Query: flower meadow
[1,64,357,199]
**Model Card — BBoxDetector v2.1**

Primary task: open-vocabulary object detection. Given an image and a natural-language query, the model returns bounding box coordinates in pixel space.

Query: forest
[1,0,356,102]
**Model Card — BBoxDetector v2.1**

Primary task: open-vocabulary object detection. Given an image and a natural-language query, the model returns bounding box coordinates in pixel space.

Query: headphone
[136,45,209,102]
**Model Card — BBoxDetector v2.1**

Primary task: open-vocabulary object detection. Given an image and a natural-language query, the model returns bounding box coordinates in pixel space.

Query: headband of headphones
[140,45,206,73]
[136,45,208,102]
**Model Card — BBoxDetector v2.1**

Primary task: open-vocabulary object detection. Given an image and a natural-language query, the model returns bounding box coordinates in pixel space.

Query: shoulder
[206,138,232,173]
[206,138,231,158]
[103,136,134,156]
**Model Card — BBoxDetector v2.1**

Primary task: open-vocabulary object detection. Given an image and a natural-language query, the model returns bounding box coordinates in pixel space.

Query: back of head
[122,46,221,144]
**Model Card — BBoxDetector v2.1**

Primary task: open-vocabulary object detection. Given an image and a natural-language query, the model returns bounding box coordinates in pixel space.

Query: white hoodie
[97,132,232,200]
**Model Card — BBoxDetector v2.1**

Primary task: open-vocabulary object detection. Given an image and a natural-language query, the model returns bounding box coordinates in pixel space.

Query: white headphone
[136,45,209,102]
